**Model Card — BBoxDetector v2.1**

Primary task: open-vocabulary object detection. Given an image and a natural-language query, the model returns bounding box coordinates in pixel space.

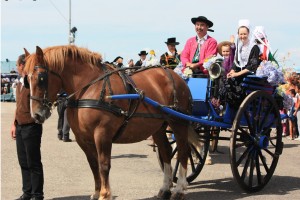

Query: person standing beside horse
[180,16,217,76]
[10,53,44,200]
[56,91,72,142]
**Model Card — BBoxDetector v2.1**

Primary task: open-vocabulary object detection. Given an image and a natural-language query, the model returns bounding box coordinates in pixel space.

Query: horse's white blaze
[173,164,187,193]
[161,163,172,191]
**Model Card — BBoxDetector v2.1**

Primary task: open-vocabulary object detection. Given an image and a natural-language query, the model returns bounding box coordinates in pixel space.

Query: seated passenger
[220,19,263,108]
[160,37,181,69]
[135,51,148,66]
[227,19,261,79]
[181,16,217,76]
[217,35,236,76]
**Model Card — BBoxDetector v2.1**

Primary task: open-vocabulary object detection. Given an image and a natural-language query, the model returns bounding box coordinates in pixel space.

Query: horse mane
[25,45,103,74]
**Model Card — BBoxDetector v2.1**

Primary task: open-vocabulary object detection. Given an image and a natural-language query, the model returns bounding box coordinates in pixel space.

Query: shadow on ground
[111,153,148,159]
[137,175,300,200]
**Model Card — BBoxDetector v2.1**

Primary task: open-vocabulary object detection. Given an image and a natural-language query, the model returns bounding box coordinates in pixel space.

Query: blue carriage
[108,73,284,193]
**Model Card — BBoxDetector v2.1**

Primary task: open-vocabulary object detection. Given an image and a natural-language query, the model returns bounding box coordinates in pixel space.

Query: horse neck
[60,61,102,97]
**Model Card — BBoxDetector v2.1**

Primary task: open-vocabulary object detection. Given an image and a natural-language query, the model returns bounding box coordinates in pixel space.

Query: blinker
[24,75,30,89]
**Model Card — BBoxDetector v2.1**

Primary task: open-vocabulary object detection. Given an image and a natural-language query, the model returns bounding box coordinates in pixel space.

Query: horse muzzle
[33,107,52,124]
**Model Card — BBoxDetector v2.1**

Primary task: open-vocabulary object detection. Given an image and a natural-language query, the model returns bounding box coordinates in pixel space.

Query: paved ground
[1,102,300,200]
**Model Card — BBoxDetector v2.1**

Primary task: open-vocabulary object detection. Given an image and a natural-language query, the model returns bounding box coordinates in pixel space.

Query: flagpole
[68,0,71,44]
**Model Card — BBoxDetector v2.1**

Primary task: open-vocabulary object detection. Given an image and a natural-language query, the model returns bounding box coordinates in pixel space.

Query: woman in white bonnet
[227,19,261,79]
[220,19,262,109]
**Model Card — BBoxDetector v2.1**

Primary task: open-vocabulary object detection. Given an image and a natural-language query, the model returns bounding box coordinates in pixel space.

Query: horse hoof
[157,189,172,199]
[170,192,185,200]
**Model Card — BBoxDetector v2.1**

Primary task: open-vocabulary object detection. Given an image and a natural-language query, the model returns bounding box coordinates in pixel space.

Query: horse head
[24,46,63,123]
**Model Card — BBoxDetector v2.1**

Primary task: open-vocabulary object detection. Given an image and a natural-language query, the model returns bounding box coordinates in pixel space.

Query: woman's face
[238,27,249,43]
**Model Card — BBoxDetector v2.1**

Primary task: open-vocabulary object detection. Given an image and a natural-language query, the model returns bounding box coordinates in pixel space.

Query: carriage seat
[242,75,275,94]
[186,77,210,116]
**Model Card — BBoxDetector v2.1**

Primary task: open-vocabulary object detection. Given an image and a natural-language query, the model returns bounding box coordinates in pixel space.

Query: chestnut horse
[24,45,200,200]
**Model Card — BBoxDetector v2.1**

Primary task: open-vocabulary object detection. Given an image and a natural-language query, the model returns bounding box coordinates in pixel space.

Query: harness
[66,64,179,141]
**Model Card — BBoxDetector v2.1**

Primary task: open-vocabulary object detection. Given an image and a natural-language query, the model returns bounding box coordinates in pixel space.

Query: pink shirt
[181,35,217,73]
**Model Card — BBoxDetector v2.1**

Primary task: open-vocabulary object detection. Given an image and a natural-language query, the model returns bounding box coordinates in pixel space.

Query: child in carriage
[217,35,236,76]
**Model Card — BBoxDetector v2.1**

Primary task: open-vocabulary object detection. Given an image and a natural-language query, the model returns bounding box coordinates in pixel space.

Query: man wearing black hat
[181,16,217,76]
[135,51,148,66]
[160,37,181,69]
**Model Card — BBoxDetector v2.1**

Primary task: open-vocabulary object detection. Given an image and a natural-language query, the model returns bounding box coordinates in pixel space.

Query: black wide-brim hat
[191,16,213,28]
[165,37,179,45]
[138,50,148,56]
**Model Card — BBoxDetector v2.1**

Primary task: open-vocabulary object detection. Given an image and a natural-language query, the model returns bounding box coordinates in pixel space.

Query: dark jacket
[160,52,180,69]
[232,45,261,73]
[135,60,143,66]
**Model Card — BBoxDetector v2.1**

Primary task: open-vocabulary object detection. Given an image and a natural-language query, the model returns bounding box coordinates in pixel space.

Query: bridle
[27,65,62,110]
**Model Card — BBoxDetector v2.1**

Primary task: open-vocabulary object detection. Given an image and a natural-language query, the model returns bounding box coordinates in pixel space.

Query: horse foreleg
[76,139,101,200]
[95,135,112,200]
[152,124,173,199]
[157,163,173,199]
[169,123,189,200]
[87,149,101,200]
[171,164,187,200]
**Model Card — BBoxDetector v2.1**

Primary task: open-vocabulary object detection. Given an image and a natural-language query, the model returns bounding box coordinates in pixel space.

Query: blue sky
[1,0,300,68]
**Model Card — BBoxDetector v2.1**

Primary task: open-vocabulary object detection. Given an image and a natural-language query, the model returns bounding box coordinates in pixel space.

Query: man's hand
[186,62,198,69]
[10,123,16,140]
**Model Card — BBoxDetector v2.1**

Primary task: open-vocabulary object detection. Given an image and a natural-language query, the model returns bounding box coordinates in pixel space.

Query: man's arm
[180,39,191,68]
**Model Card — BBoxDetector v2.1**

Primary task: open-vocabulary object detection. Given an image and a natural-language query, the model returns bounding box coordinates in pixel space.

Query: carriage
[108,73,285,193]
[26,45,285,199]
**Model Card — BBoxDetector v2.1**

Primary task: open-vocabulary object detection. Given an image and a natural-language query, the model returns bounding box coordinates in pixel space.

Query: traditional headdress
[252,26,277,63]
[238,19,251,30]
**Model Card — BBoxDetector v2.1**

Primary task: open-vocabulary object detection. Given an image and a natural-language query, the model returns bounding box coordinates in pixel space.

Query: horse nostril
[34,113,41,120]
[34,113,44,123]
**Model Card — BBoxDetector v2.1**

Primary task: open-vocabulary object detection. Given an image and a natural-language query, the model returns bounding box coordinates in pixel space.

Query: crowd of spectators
[1,68,19,101]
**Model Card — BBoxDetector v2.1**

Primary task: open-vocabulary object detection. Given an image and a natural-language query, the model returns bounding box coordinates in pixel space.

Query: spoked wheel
[230,91,283,192]
[156,125,210,183]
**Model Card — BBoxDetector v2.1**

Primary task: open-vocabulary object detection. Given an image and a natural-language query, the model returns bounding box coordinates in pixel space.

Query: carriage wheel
[230,91,283,192]
[156,126,210,183]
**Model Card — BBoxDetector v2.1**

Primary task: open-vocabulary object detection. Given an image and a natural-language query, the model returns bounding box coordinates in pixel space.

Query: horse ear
[36,46,44,62]
[24,48,30,57]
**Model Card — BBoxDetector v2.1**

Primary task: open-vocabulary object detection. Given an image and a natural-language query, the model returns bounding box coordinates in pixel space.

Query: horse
[24,45,201,200]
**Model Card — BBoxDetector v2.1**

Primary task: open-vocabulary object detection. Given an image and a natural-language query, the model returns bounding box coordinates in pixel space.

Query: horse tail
[188,125,199,145]
[187,124,207,151]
